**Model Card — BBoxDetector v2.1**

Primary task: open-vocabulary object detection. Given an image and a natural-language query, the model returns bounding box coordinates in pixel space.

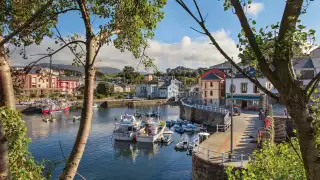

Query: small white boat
[49,117,56,122]
[174,140,189,150]
[73,115,81,121]
[42,118,49,123]
[158,131,173,143]
[93,104,99,108]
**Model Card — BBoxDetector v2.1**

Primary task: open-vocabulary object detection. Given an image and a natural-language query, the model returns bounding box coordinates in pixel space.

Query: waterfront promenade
[195,112,264,167]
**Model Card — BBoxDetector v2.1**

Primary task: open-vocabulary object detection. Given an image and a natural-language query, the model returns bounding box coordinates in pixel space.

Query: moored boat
[174,124,184,133]
[136,120,166,143]
[41,102,70,114]
[113,114,141,141]
[158,131,173,144]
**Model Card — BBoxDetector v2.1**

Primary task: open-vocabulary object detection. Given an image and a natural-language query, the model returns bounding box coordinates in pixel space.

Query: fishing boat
[41,101,70,114]
[113,114,141,141]
[136,119,166,143]
[174,124,184,133]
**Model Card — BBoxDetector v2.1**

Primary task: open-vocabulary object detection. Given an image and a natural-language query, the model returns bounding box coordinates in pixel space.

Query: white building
[225,69,272,110]
[136,79,179,99]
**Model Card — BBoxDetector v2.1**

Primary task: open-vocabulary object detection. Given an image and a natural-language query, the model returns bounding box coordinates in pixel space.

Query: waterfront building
[136,76,179,99]
[57,76,80,94]
[16,68,60,96]
[225,68,272,110]
[199,68,226,106]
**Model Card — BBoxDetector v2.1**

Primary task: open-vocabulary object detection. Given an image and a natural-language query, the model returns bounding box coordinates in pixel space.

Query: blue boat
[174,124,184,133]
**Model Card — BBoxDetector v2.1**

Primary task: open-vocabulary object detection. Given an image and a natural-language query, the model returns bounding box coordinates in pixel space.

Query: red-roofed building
[199,68,226,106]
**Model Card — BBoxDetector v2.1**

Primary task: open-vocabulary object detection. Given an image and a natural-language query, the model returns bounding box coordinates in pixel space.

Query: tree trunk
[0,40,15,109]
[59,39,95,179]
[287,94,320,180]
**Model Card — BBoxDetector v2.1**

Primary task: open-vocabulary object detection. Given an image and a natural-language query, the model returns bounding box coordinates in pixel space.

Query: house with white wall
[225,69,272,110]
[135,77,179,99]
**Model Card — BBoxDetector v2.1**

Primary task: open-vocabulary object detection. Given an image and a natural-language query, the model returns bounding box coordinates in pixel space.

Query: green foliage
[226,140,306,180]
[30,92,38,98]
[95,93,104,99]
[235,17,316,69]
[1,108,45,179]
[96,82,111,96]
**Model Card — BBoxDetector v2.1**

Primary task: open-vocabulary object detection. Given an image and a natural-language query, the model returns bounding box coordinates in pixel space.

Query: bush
[77,95,84,99]
[1,108,46,179]
[116,95,124,99]
[95,94,104,99]
[30,93,37,98]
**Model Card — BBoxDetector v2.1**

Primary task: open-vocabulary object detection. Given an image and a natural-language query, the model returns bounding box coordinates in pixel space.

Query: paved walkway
[195,112,264,167]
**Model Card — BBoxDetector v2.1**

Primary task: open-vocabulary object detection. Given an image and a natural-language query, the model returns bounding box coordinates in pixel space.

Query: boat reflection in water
[113,141,159,162]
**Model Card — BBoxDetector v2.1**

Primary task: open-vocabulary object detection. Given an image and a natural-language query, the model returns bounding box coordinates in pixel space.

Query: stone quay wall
[192,154,227,180]
[179,101,229,127]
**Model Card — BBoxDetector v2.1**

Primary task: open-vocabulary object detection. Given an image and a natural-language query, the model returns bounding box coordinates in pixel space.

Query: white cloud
[245,2,264,16]
[9,29,239,72]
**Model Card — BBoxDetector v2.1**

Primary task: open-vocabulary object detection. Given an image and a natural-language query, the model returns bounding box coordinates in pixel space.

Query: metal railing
[181,100,229,115]
[216,120,231,132]
[193,146,249,167]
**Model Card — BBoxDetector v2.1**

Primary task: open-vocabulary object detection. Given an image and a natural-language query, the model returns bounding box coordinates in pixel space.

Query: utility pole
[230,65,234,155]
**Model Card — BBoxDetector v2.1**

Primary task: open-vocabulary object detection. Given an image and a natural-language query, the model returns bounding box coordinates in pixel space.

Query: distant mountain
[37,63,121,74]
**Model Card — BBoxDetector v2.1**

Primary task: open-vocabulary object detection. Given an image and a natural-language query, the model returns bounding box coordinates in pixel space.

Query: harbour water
[24,105,194,180]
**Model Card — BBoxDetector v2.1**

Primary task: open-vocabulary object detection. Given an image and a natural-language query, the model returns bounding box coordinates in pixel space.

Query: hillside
[37,63,121,74]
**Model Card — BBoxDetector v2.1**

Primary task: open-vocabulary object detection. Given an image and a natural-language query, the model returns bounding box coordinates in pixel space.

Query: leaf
[252,20,256,25]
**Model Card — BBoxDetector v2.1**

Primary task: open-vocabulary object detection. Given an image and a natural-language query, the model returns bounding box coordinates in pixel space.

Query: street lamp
[226,65,235,155]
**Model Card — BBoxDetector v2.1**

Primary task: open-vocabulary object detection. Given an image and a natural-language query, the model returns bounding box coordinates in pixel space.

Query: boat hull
[113,132,135,141]
[136,124,166,143]
[42,106,70,113]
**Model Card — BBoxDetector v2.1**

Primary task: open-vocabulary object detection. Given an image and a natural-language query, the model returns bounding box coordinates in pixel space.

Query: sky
[10,0,320,72]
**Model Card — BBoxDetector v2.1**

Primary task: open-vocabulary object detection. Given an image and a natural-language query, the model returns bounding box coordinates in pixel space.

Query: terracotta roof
[201,73,222,80]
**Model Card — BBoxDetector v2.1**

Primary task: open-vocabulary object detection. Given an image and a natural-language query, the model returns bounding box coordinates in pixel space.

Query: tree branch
[278,0,304,42]
[77,0,94,37]
[190,27,205,35]
[54,27,85,67]
[229,0,283,89]
[23,40,85,73]
[306,72,320,97]
[0,0,53,47]
[176,0,279,101]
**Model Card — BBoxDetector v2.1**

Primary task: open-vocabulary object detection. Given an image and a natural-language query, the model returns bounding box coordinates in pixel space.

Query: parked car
[126,95,137,99]
[229,107,241,116]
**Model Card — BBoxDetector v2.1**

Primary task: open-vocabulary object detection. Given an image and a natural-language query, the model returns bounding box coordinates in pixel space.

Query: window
[253,100,259,105]
[38,84,40,88]
[210,91,213,96]
[241,83,248,93]
[253,85,259,93]
[230,84,235,93]
[38,79,41,82]
[204,91,207,97]
[205,82,207,89]
[46,79,48,82]
[210,82,213,87]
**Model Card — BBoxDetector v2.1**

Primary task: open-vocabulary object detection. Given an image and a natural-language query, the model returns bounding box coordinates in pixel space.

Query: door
[241,100,247,109]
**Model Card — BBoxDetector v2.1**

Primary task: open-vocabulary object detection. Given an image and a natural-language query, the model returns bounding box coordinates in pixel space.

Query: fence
[181,99,229,115]
[193,146,249,167]
[216,120,231,132]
